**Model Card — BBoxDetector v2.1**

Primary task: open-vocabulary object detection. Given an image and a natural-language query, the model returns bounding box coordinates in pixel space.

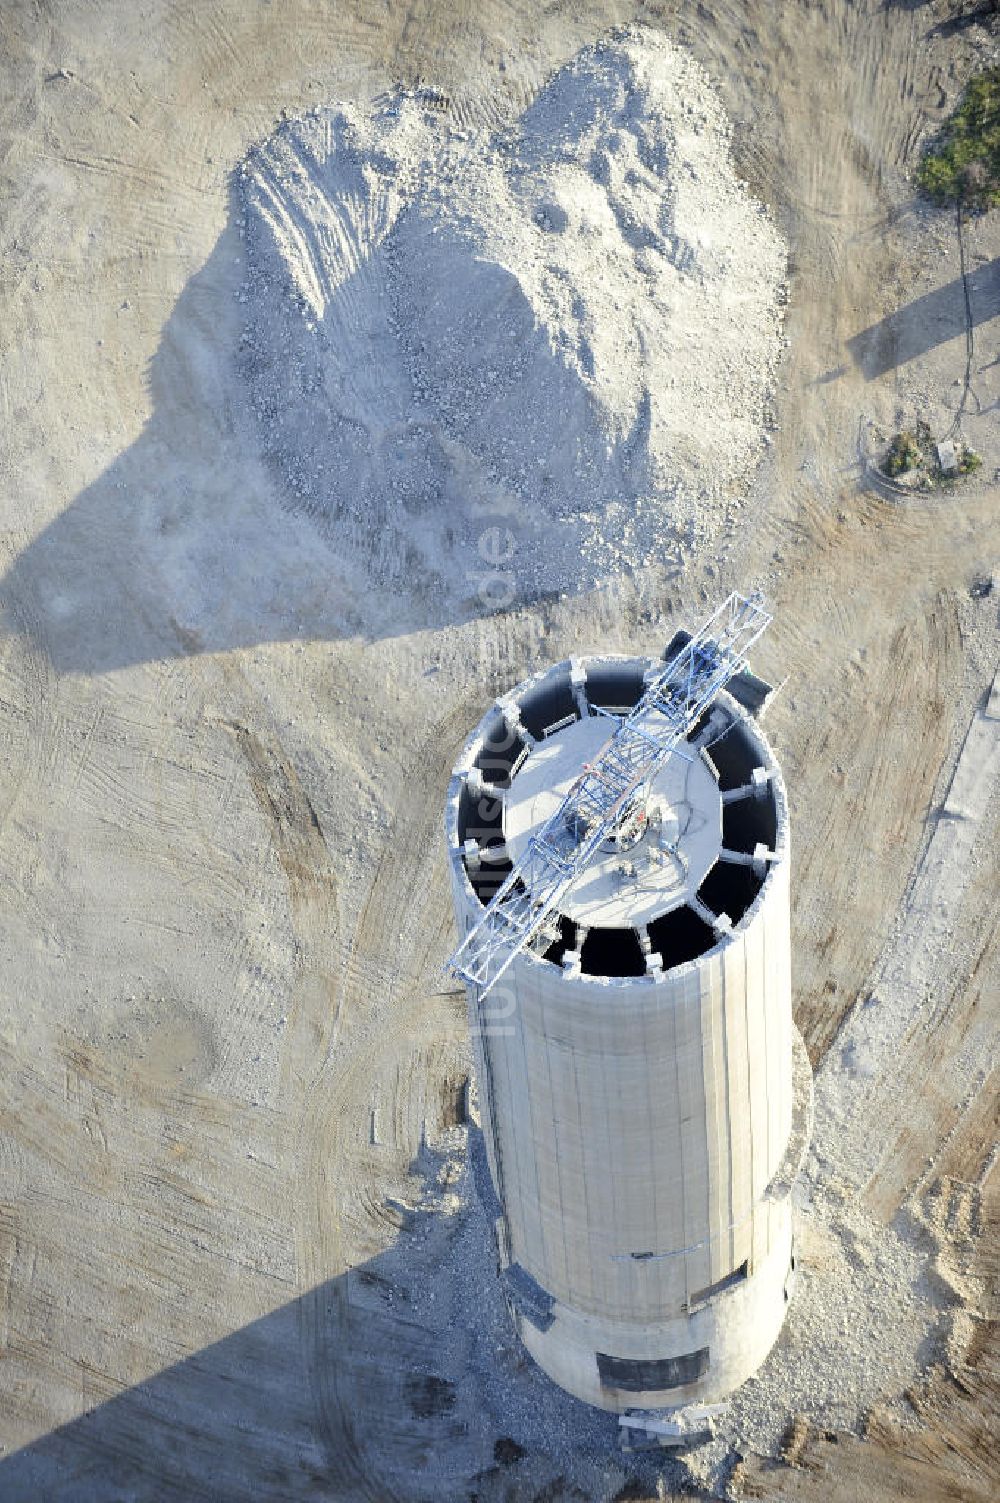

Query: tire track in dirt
[778,584,962,1063]
[859,780,1000,1220]
[736,1184,999,1501]
[227,708,345,1100]
[0,554,60,846]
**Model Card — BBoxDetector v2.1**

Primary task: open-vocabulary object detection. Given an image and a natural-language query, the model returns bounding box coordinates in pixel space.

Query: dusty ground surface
[0,1,998,1500]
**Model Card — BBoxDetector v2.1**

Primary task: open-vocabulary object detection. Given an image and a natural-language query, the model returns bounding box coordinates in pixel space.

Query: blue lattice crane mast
[446,591,772,999]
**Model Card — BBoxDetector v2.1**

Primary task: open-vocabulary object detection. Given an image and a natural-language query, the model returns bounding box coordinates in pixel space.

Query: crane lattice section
[447,592,772,998]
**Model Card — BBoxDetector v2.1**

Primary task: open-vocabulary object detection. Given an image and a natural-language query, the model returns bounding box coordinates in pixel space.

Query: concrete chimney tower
[444,616,812,1417]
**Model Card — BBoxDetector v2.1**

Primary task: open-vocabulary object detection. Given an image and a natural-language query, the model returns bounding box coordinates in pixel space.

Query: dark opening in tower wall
[705,721,758,792]
[687,708,712,748]
[542,914,576,967]
[516,674,579,740]
[466,851,513,906]
[597,1346,710,1392]
[456,780,503,845]
[473,708,529,787]
[698,859,763,926]
[648,904,717,969]
[583,660,647,714]
[722,789,777,853]
[580,925,647,977]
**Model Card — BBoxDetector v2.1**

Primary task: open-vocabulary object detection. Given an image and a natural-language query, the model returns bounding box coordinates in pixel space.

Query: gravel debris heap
[238,29,785,626]
[361,1124,966,1502]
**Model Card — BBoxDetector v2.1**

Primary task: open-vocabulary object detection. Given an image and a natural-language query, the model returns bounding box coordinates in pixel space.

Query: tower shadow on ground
[0,1140,631,1503]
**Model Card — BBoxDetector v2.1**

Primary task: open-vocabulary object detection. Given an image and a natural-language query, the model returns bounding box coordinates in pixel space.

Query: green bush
[918,69,1000,207]
[883,430,921,477]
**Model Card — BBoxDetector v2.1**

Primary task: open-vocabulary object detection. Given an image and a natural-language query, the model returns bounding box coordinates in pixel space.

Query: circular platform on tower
[502,715,722,929]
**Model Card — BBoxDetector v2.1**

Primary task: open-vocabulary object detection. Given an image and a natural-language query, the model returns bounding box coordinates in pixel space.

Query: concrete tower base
[518,1217,792,1413]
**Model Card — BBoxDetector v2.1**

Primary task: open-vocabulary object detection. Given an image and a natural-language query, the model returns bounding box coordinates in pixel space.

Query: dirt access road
[0,1,997,1499]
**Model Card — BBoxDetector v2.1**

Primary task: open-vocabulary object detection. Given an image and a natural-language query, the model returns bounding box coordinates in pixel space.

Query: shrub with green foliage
[918,69,1000,207]
[883,430,921,477]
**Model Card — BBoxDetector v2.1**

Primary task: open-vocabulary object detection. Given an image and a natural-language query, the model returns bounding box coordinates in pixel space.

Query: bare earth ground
[0,1,998,1500]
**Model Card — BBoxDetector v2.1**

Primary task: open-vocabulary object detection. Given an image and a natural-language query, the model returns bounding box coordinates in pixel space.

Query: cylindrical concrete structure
[445,651,812,1413]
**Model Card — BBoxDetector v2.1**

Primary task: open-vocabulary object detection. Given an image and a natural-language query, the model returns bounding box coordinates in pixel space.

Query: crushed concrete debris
[238,29,786,629]
[352,1107,973,1502]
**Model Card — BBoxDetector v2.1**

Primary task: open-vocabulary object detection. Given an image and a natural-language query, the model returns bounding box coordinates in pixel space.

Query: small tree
[883,430,921,477]
[918,69,1000,208]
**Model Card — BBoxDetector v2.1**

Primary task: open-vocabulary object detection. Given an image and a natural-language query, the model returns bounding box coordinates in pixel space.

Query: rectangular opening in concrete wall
[662,628,693,666]
[580,925,647,977]
[687,708,711,748]
[705,724,756,792]
[457,781,503,844]
[689,1259,749,1308]
[727,668,772,717]
[721,790,777,853]
[465,847,513,906]
[541,914,576,967]
[648,904,716,968]
[596,1346,710,1392]
[474,710,529,787]
[697,860,763,926]
[584,661,646,713]
[516,677,578,740]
